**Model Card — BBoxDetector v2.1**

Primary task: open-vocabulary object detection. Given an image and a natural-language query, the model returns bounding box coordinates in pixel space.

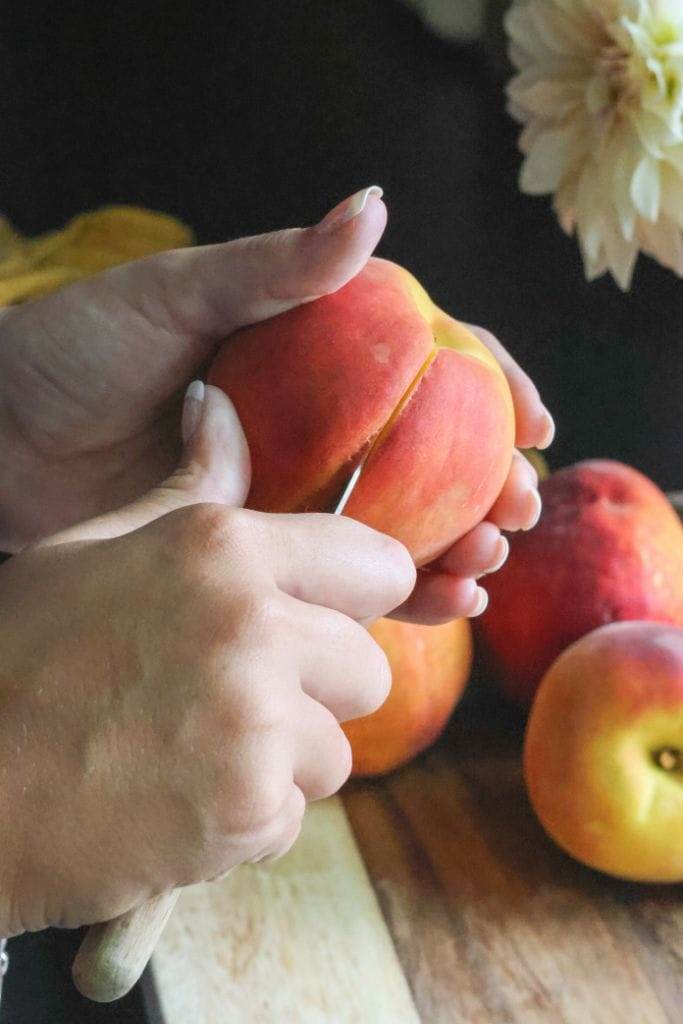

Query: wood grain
[152,796,419,1023]
[72,890,179,1002]
[344,686,683,1024]
[152,677,683,1024]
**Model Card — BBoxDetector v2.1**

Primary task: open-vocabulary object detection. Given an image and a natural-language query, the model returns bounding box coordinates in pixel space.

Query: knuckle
[216,765,289,839]
[173,502,230,553]
[288,785,307,829]
[228,683,286,734]
[214,657,288,735]
[230,589,284,647]
[269,795,306,861]
[180,504,253,562]
[241,229,335,303]
[246,772,292,831]
[319,727,353,798]
[360,637,392,716]
[144,248,187,278]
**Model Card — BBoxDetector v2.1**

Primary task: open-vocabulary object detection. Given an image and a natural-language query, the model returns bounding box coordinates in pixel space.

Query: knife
[71,461,367,1003]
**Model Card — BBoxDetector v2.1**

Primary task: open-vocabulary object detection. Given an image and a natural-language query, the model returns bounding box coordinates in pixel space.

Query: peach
[477,460,683,705]
[343,617,472,776]
[524,621,683,883]
[209,258,515,566]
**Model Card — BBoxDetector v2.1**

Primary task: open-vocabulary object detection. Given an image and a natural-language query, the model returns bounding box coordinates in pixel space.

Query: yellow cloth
[0,205,194,306]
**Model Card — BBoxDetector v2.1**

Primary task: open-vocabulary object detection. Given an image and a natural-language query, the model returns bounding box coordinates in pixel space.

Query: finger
[293,699,353,801]
[286,597,391,722]
[432,521,509,578]
[117,186,387,343]
[389,572,488,625]
[39,383,250,545]
[486,450,542,532]
[465,324,555,450]
[0,189,386,453]
[248,512,416,621]
[246,786,307,865]
[209,785,306,875]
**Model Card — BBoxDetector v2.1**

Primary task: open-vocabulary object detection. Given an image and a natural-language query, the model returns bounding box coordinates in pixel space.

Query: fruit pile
[477,460,683,882]
[347,462,683,883]
[210,258,683,884]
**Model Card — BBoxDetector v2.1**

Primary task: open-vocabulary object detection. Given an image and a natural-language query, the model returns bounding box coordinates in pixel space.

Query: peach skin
[478,460,683,704]
[343,616,472,776]
[524,621,683,883]
[208,257,515,567]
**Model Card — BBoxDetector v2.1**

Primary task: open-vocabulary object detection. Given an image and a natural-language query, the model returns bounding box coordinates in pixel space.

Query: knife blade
[332,461,364,516]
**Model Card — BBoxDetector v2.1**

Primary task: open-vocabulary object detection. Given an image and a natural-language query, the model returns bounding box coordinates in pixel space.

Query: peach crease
[208,257,516,567]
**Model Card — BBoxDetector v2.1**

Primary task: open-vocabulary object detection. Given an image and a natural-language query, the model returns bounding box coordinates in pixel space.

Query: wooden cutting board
[151,678,683,1024]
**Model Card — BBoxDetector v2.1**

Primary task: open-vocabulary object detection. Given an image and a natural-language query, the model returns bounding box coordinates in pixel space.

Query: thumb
[107,185,387,343]
[40,383,250,545]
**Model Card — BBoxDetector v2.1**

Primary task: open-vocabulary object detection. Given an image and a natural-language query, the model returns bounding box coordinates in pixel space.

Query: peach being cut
[343,616,472,777]
[524,621,683,883]
[477,460,683,705]
[209,258,515,566]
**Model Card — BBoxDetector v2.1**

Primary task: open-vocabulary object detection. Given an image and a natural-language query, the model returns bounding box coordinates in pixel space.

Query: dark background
[1,1,680,1021]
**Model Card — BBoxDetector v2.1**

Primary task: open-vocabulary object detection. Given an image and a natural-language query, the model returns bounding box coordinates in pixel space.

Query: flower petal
[664,144,683,176]
[639,216,683,275]
[505,0,683,289]
[530,2,597,57]
[554,177,579,233]
[579,238,608,282]
[520,126,578,193]
[509,76,584,118]
[576,164,606,262]
[604,226,639,290]
[630,155,661,221]
[505,5,551,59]
[585,73,610,115]
[660,163,683,224]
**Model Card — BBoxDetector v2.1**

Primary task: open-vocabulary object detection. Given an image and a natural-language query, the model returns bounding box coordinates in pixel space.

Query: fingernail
[523,489,542,530]
[487,536,509,574]
[469,586,489,618]
[537,410,556,449]
[181,379,205,445]
[314,185,384,235]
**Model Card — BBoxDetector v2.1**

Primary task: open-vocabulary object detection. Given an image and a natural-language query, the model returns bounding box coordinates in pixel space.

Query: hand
[0,188,388,552]
[0,385,414,937]
[0,185,553,622]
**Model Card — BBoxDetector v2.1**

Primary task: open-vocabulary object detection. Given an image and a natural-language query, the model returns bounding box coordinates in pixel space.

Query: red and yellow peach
[477,460,683,705]
[343,616,472,776]
[209,258,515,566]
[524,621,683,882]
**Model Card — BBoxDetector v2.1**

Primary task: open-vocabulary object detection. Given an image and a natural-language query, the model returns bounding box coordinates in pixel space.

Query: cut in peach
[209,258,515,565]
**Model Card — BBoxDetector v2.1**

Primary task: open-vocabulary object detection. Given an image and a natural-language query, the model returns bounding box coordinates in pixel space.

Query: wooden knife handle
[72,889,179,1002]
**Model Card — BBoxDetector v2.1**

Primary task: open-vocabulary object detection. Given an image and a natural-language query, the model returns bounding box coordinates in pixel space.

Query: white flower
[506,0,683,289]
